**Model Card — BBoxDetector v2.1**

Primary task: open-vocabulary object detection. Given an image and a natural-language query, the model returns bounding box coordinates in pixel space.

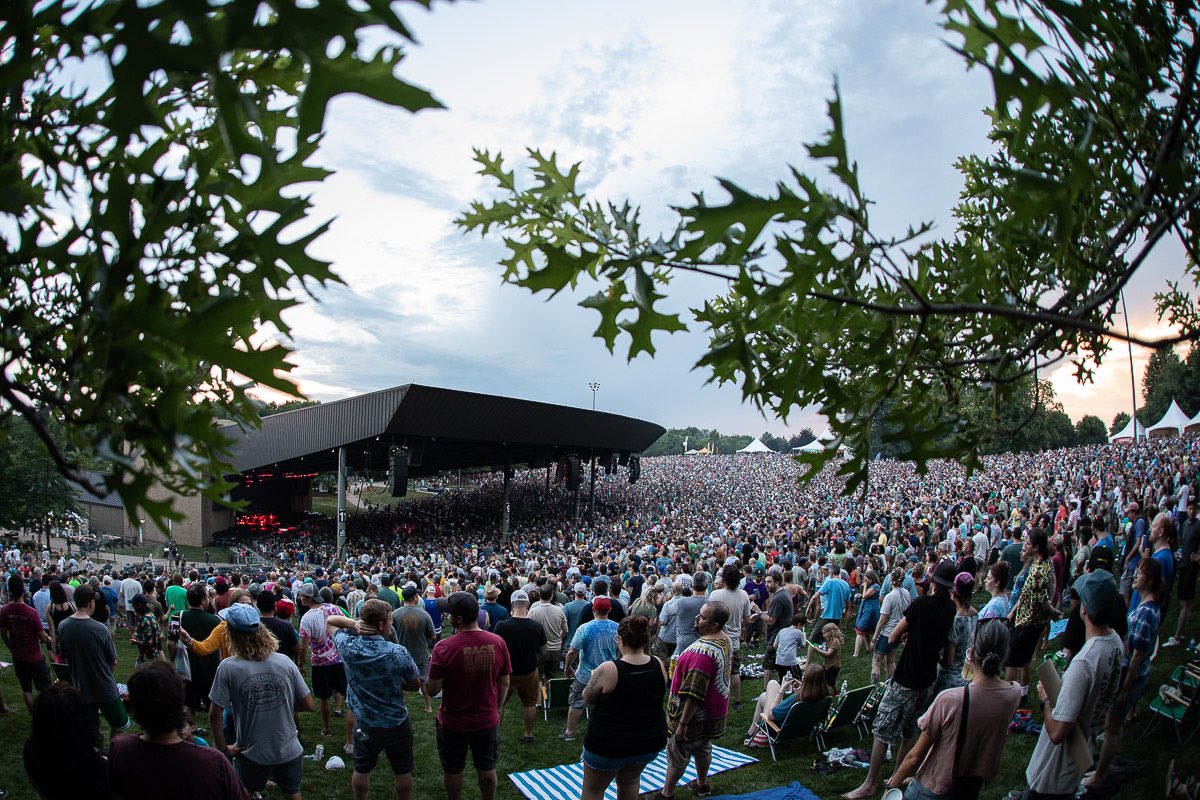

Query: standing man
[56,584,130,731]
[709,564,751,710]
[1022,571,1123,799]
[759,570,794,689]
[259,591,301,661]
[427,592,511,800]
[528,583,568,691]
[392,584,437,713]
[1166,498,1200,647]
[298,582,355,749]
[562,596,619,741]
[1119,502,1147,602]
[662,601,732,800]
[330,599,420,800]
[493,589,547,744]
[181,583,223,713]
[0,574,53,711]
[812,563,851,645]
[202,604,314,800]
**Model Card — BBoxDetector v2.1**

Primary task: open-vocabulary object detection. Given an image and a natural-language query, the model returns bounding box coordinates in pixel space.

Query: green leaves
[0,0,444,528]
[462,0,1200,496]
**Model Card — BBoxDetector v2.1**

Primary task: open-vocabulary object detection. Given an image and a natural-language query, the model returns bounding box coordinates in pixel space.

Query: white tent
[816,427,836,442]
[1148,399,1191,438]
[737,437,775,454]
[1187,410,1200,434]
[792,439,825,453]
[1108,416,1146,442]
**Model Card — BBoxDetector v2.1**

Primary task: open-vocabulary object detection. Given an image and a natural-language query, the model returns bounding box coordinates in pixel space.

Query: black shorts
[1004,623,1043,669]
[312,663,347,700]
[435,723,499,774]
[15,660,52,693]
[353,719,414,775]
[1178,566,1198,602]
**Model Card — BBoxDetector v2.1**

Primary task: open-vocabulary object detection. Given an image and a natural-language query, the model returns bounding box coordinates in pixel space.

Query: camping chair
[813,684,873,750]
[542,677,571,721]
[758,696,832,762]
[853,682,886,738]
[52,662,72,683]
[1143,663,1200,744]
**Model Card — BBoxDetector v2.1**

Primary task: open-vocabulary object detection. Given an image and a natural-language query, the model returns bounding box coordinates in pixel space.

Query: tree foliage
[1111,411,1132,435]
[0,414,80,530]
[459,0,1200,493]
[1142,344,1191,423]
[1,1,440,526]
[1075,414,1109,445]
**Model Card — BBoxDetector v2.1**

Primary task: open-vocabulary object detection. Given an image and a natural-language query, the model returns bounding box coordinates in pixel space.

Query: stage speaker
[629,455,641,484]
[567,457,582,490]
[389,448,409,497]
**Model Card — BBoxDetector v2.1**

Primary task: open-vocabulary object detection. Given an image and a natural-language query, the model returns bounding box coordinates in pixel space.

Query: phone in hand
[169,617,180,641]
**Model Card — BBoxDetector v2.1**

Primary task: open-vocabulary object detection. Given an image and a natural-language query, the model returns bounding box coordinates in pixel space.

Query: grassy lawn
[1,598,1196,800]
[310,488,436,517]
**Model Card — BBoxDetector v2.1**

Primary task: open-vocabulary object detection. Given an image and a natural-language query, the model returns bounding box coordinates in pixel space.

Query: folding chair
[758,696,832,762]
[1143,663,1200,744]
[814,684,873,750]
[853,682,886,738]
[542,676,572,721]
[52,662,73,684]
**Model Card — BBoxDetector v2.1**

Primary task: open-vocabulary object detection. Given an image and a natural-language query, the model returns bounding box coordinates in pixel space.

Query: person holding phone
[744,663,830,744]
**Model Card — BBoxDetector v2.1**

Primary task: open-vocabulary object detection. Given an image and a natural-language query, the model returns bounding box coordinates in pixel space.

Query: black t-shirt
[577,601,626,626]
[262,615,300,660]
[766,589,794,643]
[627,574,645,602]
[957,556,979,578]
[493,617,546,675]
[893,594,955,690]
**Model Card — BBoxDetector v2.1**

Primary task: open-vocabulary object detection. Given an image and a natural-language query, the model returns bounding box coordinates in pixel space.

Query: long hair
[799,663,830,702]
[31,683,99,765]
[227,625,280,662]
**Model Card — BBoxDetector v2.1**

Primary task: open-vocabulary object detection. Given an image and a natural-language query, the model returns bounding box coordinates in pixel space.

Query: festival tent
[1108,416,1147,442]
[1148,399,1191,437]
[792,439,825,453]
[1187,409,1200,434]
[737,437,775,453]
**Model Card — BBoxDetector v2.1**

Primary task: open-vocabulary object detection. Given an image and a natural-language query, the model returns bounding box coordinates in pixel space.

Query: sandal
[689,781,713,797]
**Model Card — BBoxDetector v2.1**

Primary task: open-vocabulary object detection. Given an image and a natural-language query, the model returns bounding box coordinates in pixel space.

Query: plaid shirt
[1124,600,1161,680]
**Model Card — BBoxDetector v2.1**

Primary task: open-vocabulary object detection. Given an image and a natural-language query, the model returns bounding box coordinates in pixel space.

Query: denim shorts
[581,747,658,773]
[904,777,947,800]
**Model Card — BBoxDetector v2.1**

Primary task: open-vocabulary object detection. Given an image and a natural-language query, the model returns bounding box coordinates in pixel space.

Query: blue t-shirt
[818,578,851,620]
[569,618,618,683]
[423,598,443,631]
[1130,549,1175,613]
[333,630,418,729]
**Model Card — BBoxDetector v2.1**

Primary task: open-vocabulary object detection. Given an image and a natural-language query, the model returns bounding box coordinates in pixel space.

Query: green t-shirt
[165,584,188,616]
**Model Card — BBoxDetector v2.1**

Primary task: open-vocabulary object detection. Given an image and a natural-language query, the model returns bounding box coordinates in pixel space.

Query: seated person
[745,662,830,743]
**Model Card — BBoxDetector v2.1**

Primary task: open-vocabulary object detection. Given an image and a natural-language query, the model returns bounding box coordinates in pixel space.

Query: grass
[310,488,436,517]
[1,601,1197,800]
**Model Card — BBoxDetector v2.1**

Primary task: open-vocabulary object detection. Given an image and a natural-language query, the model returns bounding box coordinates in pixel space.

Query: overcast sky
[263,0,1188,436]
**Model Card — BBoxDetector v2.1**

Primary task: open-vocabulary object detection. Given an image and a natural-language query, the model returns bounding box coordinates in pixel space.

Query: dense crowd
[4,437,1200,800]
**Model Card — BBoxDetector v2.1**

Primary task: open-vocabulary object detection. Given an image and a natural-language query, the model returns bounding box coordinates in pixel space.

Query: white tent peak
[737,437,775,453]
[1109,416,1146,442]
[1148,400,1191,437]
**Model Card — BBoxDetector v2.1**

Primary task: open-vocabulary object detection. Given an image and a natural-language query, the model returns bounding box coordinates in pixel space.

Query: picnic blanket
[509,745,758,800]
[711,782,822,800]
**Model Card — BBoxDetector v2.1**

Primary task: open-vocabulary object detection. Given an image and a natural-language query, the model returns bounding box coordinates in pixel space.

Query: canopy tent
[737,437,775,453]
[791,439,825,453]
[816,427,836,442]
[1148,399,1192,438]
[1109,416,1147,442]
[1187,410,1200,434]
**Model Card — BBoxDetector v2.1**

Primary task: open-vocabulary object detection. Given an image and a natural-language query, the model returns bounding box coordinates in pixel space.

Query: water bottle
[313,744,324,761]
[1188,638,1197,660]
[840,679,848,697]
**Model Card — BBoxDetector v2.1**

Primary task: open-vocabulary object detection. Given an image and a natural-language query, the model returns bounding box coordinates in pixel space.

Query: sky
[260,0,1190,437]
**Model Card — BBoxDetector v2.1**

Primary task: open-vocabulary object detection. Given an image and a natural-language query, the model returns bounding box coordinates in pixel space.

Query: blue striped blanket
[509,745,758,800]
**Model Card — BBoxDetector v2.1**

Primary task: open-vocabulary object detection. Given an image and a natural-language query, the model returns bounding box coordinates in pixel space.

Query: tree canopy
[1,1,440,526]
[460,0,1200,493]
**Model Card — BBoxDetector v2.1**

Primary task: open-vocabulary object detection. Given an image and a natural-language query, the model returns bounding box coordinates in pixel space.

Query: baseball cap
[219,603,261,632]
[1075,571,1117,618]
[275,596,296,618]
[592,597,612,613]
[130,593,149,607]
[1126,501,1140,513]
[401,585,419,600]
[573,582,587,595]
[1088,545,1114,573]
[932,560,957,588]
[511,590,530,603]
[214,575,229,587]
[297,583,318,599]
[425,584,438,595]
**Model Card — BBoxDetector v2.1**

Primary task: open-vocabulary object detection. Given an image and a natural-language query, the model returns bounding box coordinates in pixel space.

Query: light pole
[588,381,600,410]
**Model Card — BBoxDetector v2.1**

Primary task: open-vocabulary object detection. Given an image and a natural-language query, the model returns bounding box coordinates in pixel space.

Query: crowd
[2,436,1200,800]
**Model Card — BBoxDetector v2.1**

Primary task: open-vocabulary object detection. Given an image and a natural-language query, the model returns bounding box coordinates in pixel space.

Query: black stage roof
[226,384,664,478]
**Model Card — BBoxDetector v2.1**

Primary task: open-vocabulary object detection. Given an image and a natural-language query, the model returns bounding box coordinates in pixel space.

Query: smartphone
[168,618,180,640]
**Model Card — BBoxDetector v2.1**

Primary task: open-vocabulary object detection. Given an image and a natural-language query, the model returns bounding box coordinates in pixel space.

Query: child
[808,622,844,689]
[771,612,809,678]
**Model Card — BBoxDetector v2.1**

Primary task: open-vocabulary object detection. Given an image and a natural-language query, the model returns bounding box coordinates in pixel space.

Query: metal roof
[70,470,125,509]
[226,384,664,477]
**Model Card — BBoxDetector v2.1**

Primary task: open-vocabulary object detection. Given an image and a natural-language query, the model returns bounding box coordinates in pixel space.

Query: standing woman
[853,571,881,657]
[933,573,979,693]
[885,622,1021,800]
[978,561,1011,621]
[870,567,911,685]
[44,581,74,664]
[581,616,668,800]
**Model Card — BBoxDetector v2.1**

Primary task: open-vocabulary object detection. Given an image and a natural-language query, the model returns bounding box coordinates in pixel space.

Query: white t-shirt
[709,587,752,650]
[878,587,911,638]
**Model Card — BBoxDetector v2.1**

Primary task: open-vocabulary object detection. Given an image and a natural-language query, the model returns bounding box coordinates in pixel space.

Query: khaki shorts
[667,734,712,773]
[507,669,540,707]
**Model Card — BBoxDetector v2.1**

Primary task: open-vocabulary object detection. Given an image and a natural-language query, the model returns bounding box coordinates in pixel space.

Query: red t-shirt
[0,601,45,662]
[429,628,511,732]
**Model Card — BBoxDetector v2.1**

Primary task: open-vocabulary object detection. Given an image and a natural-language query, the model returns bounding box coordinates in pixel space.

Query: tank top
[583,657,668,758]
[50,605,74,654]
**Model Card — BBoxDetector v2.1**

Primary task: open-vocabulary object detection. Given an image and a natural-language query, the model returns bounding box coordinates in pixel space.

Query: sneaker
[344,744,354,755]
[558,731,576,741]
[1164,636,1182,647]
[521,735,535,744]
